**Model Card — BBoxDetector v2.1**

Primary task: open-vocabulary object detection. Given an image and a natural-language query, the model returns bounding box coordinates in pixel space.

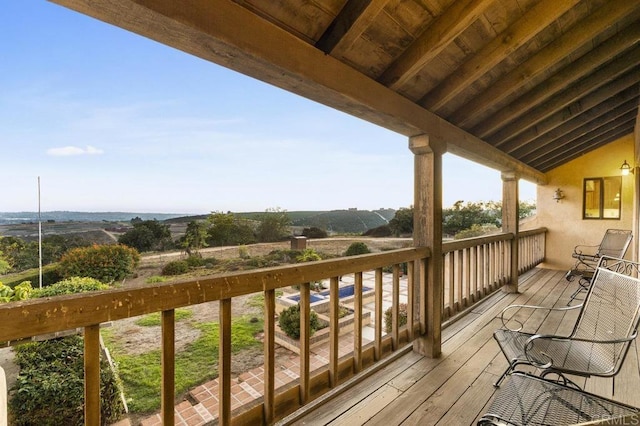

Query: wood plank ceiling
[52,0,640,182]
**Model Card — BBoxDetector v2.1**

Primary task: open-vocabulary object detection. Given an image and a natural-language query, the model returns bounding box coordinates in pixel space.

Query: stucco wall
[521,134,634,270]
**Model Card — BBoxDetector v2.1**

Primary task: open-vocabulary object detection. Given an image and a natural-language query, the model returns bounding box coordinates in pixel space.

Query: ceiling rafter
[521,101,640,164]
[315,0,387,56]
[377,0,493,89]
[470,26,640,138]
[536,123,637,172]
[418,0,581,113]
[511,85,638,158]
[449,2,640,130]
[493,62,640,149]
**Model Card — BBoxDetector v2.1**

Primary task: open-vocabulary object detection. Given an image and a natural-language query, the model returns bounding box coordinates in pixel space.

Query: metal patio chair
[493,256,640,388]
[565,229,632,304]
[478,372,640,425]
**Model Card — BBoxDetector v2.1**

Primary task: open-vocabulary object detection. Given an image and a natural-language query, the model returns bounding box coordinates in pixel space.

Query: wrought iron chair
[565,229,632,304]
[493,256,640,388]
[478,372,640,425]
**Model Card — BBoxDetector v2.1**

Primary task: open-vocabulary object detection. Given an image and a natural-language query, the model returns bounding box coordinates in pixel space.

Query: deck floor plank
[286,268,640,426]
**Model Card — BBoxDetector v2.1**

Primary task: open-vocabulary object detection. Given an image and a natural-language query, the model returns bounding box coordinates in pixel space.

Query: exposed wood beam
[536,124,636,172]
[377,0,493,89]
[316,0,386,56]
[49,0,547,184]
[450,3,640,129]
[522,104,639,164]
[471,27,640,138]
[511,93,640,159]
[418,0,581,113]
[498,61,640,152]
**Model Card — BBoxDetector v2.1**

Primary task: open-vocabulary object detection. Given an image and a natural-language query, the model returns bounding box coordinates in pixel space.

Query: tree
[180,220,208,254]
[118,219,173,252]
[206,212,255,246]
[256,207,291,242]
[443,201,500,237]
[58,244,140,284]
[389,207,414,236]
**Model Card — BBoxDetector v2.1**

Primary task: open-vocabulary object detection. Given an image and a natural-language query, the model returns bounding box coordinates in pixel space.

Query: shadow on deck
[282,268,640,425]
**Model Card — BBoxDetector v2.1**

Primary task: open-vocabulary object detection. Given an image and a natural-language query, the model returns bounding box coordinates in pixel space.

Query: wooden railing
[441,228,547,320]
[0,247,429,425]
[0,229,547,425]
[518,228,547,273]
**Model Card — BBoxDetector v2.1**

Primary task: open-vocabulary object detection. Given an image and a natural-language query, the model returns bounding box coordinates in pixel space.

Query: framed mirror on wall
[583,176,621,219]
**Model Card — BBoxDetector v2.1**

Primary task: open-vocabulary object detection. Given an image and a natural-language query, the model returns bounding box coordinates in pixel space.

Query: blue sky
[1,2,536,214]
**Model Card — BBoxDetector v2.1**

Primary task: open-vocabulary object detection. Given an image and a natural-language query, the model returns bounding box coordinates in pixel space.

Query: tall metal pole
[38,176,42,289]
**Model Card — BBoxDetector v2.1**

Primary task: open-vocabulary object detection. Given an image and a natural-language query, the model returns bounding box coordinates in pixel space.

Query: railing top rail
[442,228,547,254]
[443,232,514,253]
[0,247,429,342]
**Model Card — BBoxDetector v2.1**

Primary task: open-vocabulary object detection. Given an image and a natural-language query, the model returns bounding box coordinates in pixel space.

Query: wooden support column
[502,172,519,293]
[633,108,640,263]
[410,134,445,358]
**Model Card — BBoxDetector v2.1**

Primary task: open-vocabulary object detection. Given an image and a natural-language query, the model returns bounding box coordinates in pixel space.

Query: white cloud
[47,145,104,156]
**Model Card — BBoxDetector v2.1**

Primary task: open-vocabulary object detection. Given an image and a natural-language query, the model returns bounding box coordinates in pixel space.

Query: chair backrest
[597,229,632,258]
[572,257,640,373]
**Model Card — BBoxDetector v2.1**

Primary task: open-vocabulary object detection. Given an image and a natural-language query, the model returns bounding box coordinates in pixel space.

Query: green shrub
[161,260,189,276]
[0,280,33,302]
[296,248,322,262]
[344,242,371,256]
[301,227,327,238]
[32,277,109,298]
[145,275,167,284]
[184,254,205,268]
[363,225,392,237]
[278,304,320,339]
[384,303,408,333]
[9,336,124,425]
[58,244,140,284]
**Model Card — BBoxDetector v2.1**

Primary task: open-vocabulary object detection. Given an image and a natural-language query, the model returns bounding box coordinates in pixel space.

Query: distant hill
[167,209,397,234]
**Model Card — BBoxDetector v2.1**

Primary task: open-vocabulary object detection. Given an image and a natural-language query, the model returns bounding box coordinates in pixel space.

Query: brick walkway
[138,332,365,426]
[137,273,406,426]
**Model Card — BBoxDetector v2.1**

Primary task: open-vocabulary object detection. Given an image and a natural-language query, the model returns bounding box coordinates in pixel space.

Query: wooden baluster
[456,249,463,312]
[161,310,175,426]
[299,282,310,403]
[263,289,275,423]
[374,267,383,360]
[392,264,400,351]
[84,324,101,426]
[219,299,231,426]
[329,277,339,387]
[353,272,363,373]
[407,261,415,341]
[464,247,471,307]
[447,252,454,316]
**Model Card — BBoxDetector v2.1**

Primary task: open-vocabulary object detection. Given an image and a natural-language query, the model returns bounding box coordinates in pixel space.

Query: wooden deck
[282,267,640,425]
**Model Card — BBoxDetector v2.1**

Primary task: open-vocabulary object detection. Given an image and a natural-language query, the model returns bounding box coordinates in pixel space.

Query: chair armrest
[572,244,599,259]
[523,333,638,369]
[500,304,582,331]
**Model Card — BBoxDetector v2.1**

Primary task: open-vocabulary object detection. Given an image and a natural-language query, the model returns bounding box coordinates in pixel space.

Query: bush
[2,265,62,289]
[344,242,371,256]
[0,281,33,302]
[278,304,320,339]
[384,303,408,333]
[184,254,205,268]
[58,244,140,284]
[161,260,190,276]
[296,248,322,262]
[363,225,392,237]
[10,335,124,425]
[32,277,109,298]
[301,227,327,238]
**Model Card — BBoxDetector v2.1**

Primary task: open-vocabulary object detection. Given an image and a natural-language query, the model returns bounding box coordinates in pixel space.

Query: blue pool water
[286,284,374,303]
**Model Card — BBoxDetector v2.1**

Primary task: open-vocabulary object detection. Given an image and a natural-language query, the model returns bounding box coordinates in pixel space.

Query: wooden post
[263,289,275,423]
[84,325,101,426]
[502,171,519,293]
[410,134,445,358]
[633,111,640,263]
[161,310,175,426]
